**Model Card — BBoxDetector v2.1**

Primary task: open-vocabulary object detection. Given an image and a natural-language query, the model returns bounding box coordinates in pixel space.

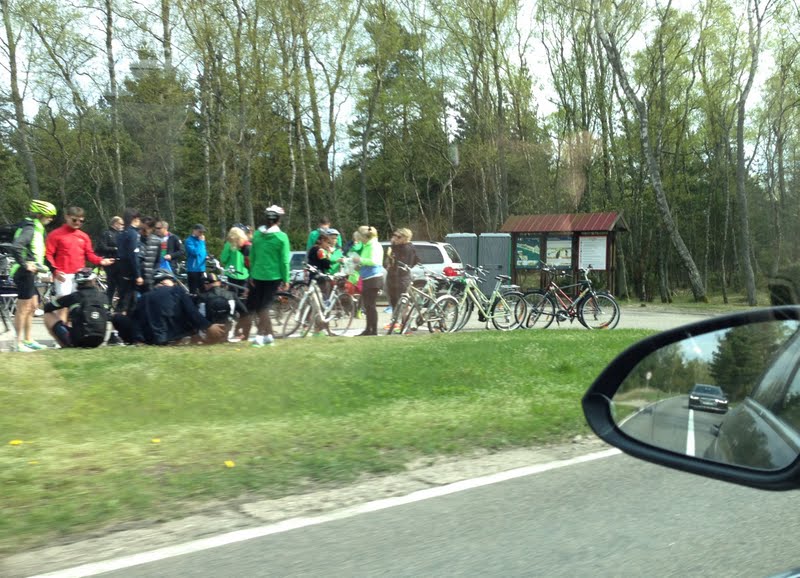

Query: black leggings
[387,275,411,309]
[361,276,383,335]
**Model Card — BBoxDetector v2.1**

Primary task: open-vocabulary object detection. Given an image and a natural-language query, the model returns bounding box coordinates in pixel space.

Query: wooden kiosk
[500,212,628,294]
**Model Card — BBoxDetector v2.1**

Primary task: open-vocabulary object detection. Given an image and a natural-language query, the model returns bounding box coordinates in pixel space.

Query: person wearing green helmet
[10,199,57,352]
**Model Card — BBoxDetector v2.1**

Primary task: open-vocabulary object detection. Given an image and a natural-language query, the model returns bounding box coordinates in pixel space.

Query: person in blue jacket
[184,224,207,294]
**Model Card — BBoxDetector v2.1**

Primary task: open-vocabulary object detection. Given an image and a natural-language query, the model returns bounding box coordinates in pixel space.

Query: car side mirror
[583,306,800,490]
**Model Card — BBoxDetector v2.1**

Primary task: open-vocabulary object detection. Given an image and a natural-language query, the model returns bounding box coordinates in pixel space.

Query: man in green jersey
[247,205,290,347]
[10,200,57,352]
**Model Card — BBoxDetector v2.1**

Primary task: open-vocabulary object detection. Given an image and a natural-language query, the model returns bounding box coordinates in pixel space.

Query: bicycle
[386,264,459,335]
[444,265,526,331]
[282,265,355,337]
[206,257,299,339]
[523,263,620,330]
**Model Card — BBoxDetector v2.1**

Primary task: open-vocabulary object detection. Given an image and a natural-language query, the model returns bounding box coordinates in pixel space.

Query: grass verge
[1,329,653,554]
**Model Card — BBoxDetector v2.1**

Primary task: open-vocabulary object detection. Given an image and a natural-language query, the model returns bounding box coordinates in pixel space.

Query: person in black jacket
[43,268,109,348]
[138,216,161,291]
[384,228,420,314]
[154,220,185,273]
[196,272,249,341]
[96,216,124,308]
[112,269,226,345]
[115,208,142,314]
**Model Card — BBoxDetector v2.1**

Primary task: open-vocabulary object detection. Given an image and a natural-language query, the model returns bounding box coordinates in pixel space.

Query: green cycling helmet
[29,199,57,216]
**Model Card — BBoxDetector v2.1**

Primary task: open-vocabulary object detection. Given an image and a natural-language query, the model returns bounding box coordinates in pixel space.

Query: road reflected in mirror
[612,320,800,470]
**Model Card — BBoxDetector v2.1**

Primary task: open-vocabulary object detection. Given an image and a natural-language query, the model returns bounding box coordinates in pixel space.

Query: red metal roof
[500,212,627,233]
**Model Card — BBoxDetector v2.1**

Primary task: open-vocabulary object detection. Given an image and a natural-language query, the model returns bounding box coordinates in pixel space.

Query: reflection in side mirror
[612,320,800,471]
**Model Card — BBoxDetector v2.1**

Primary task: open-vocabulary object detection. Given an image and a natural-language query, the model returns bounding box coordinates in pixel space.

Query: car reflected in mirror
[583,307,800,490]
[611,319,800,470]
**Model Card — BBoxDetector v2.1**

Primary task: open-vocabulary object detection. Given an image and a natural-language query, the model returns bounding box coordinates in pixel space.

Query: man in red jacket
[46,206,115,322]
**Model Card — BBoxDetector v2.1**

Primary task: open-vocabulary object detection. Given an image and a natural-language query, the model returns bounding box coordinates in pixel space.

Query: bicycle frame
[544,275,592,322]
[286,266,353,336]
[462,273,516,320]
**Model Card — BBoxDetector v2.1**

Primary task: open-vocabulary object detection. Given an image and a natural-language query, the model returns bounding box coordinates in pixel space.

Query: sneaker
[107,333,125,346]
[23,340,47,351]
[263,334,275,346]
[16,342,35,352]
[34,308,44,317]
[383,306,393,313]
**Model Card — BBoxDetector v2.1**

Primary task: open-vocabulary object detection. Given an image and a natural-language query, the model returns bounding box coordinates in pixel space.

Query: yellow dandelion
[9,440,23,446]
[29,460,38,465]
[224,460,235,468]
[151,438,161,444]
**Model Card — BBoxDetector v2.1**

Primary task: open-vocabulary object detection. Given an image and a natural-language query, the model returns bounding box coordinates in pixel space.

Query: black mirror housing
[583,306,800,491]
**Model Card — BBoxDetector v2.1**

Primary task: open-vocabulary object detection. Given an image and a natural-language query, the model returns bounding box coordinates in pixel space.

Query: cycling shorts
[13,269,37,300]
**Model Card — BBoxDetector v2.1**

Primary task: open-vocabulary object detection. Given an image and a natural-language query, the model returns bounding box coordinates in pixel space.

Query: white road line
[686,409,696,457]
[32,448,622,578]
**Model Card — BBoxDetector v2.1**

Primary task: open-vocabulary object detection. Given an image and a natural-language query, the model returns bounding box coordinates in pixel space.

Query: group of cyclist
[4,200,297,350]
[7,198,500,351]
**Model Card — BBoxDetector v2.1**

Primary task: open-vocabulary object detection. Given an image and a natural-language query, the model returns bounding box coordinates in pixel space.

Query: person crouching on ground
[112,268,226,346]
[43,268,110,348]
[196,272,248,341]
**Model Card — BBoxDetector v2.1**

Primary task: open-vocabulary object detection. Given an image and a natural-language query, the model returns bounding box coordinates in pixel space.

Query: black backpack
[71,288,109,345]
[203,292,231,324]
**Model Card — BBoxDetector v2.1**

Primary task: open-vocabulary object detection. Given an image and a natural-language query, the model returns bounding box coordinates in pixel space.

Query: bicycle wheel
[490,291,526,330]
[454,295,473,331]
[387,296,411,335]
[578,292,620,329]
[427,295,459,333]
[522,290,555,329]
[282,297,311,338]
[270,291,298,338]
[398,301,420,335]
[299,303,319,338]
[327,293,355,336]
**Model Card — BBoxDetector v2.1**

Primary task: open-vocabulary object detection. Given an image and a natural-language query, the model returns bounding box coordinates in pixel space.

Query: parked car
[687,383,728,413]
[290,250,307,283]
[380,241,463,281]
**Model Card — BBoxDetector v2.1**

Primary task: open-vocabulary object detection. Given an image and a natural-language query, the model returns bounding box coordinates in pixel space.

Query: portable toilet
[444,233,478,269]
[477,233,512,295]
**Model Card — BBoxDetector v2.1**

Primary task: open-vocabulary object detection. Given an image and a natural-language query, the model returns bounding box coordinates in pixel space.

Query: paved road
[86,452,800,577]
[620,396,725,458]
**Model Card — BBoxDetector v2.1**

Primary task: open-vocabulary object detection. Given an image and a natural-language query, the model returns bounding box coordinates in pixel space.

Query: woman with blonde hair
[384,228,420,330]
[220,226,250,292]
[352,225,384,336]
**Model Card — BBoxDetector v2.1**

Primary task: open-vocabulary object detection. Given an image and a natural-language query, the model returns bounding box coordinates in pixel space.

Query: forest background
[0,0,796,304]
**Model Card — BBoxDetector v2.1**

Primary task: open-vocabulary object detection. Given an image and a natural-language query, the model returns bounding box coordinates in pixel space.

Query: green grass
[1,329,653,553]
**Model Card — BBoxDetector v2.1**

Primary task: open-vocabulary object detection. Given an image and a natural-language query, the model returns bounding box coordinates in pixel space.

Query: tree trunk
[593,0,706,302]
[104,0,125,212]
[2,0,39,197]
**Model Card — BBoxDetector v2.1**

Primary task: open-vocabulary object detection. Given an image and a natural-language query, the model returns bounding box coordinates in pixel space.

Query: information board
[515,236,541,269]
[579,235,607,270]
[546,237,572,268]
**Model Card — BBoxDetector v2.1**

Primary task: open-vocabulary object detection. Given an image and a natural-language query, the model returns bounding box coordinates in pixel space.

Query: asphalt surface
[621,396,725,458]
[60,452,800,578]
